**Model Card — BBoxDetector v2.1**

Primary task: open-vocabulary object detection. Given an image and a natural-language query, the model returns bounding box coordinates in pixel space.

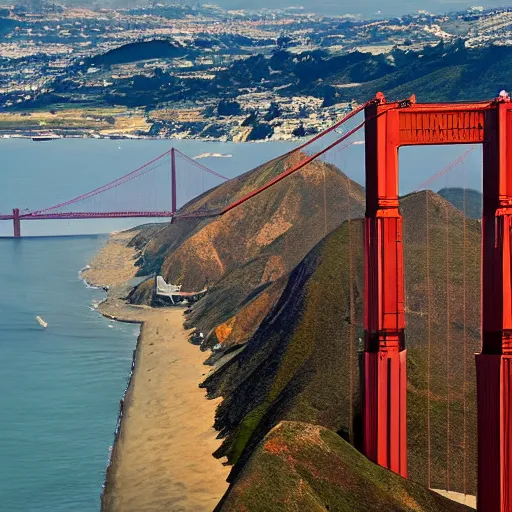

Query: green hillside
[217,422,472,512]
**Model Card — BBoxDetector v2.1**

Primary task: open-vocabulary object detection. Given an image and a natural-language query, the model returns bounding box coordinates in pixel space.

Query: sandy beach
[81,230,140,289]
[86,232,229,511]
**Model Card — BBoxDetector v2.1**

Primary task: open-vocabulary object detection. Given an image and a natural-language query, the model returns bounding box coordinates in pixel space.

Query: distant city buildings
[1,4,512,140]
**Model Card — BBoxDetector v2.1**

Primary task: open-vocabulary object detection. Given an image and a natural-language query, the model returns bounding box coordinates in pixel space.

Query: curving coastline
[85,231,229,511]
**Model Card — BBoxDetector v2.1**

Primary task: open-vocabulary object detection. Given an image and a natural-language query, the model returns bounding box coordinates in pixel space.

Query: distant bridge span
[0,147,228,237]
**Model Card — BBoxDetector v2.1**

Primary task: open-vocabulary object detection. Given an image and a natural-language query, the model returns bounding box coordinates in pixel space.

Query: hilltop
[438,187,482,219]
[129,150,365,349]
[217,422,470,512]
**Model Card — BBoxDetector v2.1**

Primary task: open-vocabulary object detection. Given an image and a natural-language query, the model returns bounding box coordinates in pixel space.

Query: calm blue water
[0,235,137,511]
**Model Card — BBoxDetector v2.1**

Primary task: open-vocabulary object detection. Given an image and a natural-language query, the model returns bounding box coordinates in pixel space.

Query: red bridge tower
[364,92,512,511]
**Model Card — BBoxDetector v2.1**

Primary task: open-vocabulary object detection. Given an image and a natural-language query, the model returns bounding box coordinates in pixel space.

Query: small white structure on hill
[153,275,207,305]
[156,276,182,297]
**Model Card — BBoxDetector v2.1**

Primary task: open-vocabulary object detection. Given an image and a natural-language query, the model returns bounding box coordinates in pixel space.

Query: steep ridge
[201,217,365,466]
[201,190,481,497]
[126,148,481,504]
[129,151,365,349]
[217,422,471,512]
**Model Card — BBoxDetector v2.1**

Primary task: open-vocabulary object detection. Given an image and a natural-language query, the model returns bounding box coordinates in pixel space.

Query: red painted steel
[171,148,177,214]
[291,99,371,152]
[364,92,512,511]
[27,149,173,217]
[363,97,407,477]
[399,109,487,145]
[22,212,174,219]
[476,98,512,512]
[218,100,377,216]
[220,126,363,216]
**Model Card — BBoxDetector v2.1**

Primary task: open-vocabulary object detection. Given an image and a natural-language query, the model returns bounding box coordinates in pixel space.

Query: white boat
[193,152,232,159]
[32,132,61,142]
[36,316,48,328]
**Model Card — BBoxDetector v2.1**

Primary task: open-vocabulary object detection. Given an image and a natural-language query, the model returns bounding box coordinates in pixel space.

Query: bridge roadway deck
[0,211,174,220]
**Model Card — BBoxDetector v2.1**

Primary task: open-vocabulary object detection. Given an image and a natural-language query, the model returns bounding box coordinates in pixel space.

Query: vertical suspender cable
[426,190,432,488]
[446,187,451,492]
[462,172,468,496]
[347,174,355,444]
[323,166,328,237]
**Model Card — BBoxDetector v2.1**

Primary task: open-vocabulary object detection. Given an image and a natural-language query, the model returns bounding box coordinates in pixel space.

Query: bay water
[0,235,136,511]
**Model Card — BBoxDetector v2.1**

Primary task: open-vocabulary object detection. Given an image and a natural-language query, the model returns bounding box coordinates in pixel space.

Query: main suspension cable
[28,149,172,216]
[220,120,368,216]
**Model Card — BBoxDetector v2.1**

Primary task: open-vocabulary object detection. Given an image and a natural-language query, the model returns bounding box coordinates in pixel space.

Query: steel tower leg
[12,208,21,238]
[171,148,177,214]
[363,97,407,477]
[477,99,512,512]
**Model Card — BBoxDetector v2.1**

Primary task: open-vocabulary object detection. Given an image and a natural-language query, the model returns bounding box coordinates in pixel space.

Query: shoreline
[84,231,229,511]
[1,131,307,144]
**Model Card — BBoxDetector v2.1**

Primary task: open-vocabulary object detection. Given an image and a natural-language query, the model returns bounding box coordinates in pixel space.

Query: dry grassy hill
[127,151,481,507]
[217,422,471,512]
[129,151,365,351]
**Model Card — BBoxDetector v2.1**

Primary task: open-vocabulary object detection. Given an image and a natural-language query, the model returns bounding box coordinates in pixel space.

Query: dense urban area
[1,1,512,140]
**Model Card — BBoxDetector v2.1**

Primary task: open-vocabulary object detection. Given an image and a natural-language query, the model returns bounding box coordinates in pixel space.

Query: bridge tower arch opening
[364,92,512,512]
